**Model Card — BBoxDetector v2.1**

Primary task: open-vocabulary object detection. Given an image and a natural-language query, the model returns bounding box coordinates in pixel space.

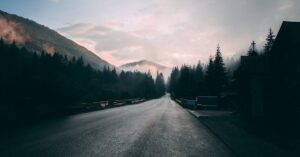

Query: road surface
[0,95,235,157]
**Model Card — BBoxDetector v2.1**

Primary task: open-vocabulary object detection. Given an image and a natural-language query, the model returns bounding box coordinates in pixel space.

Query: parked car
[196,96,219,109]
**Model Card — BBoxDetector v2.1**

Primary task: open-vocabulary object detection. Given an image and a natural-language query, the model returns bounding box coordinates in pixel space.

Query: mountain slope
[0,10,114,70]
[120,60,171,78]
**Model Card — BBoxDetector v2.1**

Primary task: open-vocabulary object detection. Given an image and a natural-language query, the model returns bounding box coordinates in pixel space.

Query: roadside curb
[171,98,240,156]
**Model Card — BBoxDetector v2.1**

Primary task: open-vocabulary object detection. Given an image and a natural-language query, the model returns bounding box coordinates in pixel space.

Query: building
[237,21,300,123]
[266,21,300,123]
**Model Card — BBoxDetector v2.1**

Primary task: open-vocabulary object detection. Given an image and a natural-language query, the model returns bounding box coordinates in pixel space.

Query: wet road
[0,95,235,157]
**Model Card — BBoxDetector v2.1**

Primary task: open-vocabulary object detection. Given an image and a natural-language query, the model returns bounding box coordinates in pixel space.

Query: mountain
[120,60,171,78]
[0,10,114,70]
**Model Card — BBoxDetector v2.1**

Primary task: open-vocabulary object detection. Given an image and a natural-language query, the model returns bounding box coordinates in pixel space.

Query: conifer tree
[205,45,228,95]
[213,44,228,95]
[155,72,166,97]
[264,28,275,54]
[194,61,205,95]
[205,56,215,95]
[168,67,180,97]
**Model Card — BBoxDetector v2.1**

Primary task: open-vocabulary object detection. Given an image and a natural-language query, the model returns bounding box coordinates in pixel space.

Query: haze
[1,0,300,67]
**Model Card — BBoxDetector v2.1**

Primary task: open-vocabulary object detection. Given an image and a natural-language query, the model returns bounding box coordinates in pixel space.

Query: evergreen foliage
[264,28,275,54]
[212,45,228,95]
[205,57,215,95]
[155,72,166,97]
[0,39,164,107]
[168,45,228,98]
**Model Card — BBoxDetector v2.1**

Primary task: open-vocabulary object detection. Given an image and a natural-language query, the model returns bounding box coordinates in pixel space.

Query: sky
[0,0,300,67]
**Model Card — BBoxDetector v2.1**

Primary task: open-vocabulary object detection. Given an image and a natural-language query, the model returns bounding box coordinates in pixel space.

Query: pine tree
[205,56,215,95]
[264,28,275,54]
[155,71,166,97]
[181,65,193,98]
[213,44,228,95]
[205,45,228,95]
[168,67,180,97]
[194,61,205,95]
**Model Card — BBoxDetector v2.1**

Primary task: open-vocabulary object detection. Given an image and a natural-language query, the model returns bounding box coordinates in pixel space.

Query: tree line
[0,39,166,108]
[168,44,228,99]
[168,29,276,100]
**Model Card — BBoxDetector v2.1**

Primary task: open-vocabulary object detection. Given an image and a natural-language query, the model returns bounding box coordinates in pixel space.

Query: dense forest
[0,39,166,108]
[168,44,228,99]
[168,29,275,100]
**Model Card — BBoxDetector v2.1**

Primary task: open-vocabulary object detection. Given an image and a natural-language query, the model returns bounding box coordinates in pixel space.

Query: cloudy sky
[1,0,300,66]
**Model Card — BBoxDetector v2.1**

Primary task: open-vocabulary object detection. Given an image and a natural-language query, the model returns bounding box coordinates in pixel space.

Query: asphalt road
[0,95,235,157]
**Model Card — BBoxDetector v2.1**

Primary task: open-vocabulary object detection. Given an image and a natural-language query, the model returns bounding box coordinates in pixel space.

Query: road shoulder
[186,109,296,157]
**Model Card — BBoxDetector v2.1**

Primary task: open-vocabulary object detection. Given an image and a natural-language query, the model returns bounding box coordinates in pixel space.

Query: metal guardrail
[180,98,197,109]
[81,101,109,110]
[80,98,146,110]
[173,98,197,109]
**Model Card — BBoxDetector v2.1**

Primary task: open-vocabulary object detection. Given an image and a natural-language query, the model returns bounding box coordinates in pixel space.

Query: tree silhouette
[263,28,275,54]
[194,62,205,96]
[168,67,180,97]
[168,45,228,99]
[205,56,215,95]
[0,39,165,120]
[213,45,228,95]
[155,72,166,97]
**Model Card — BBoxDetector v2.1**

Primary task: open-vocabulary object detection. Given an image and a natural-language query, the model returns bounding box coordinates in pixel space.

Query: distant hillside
[120,60,171,78]
[0,10,114,70]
